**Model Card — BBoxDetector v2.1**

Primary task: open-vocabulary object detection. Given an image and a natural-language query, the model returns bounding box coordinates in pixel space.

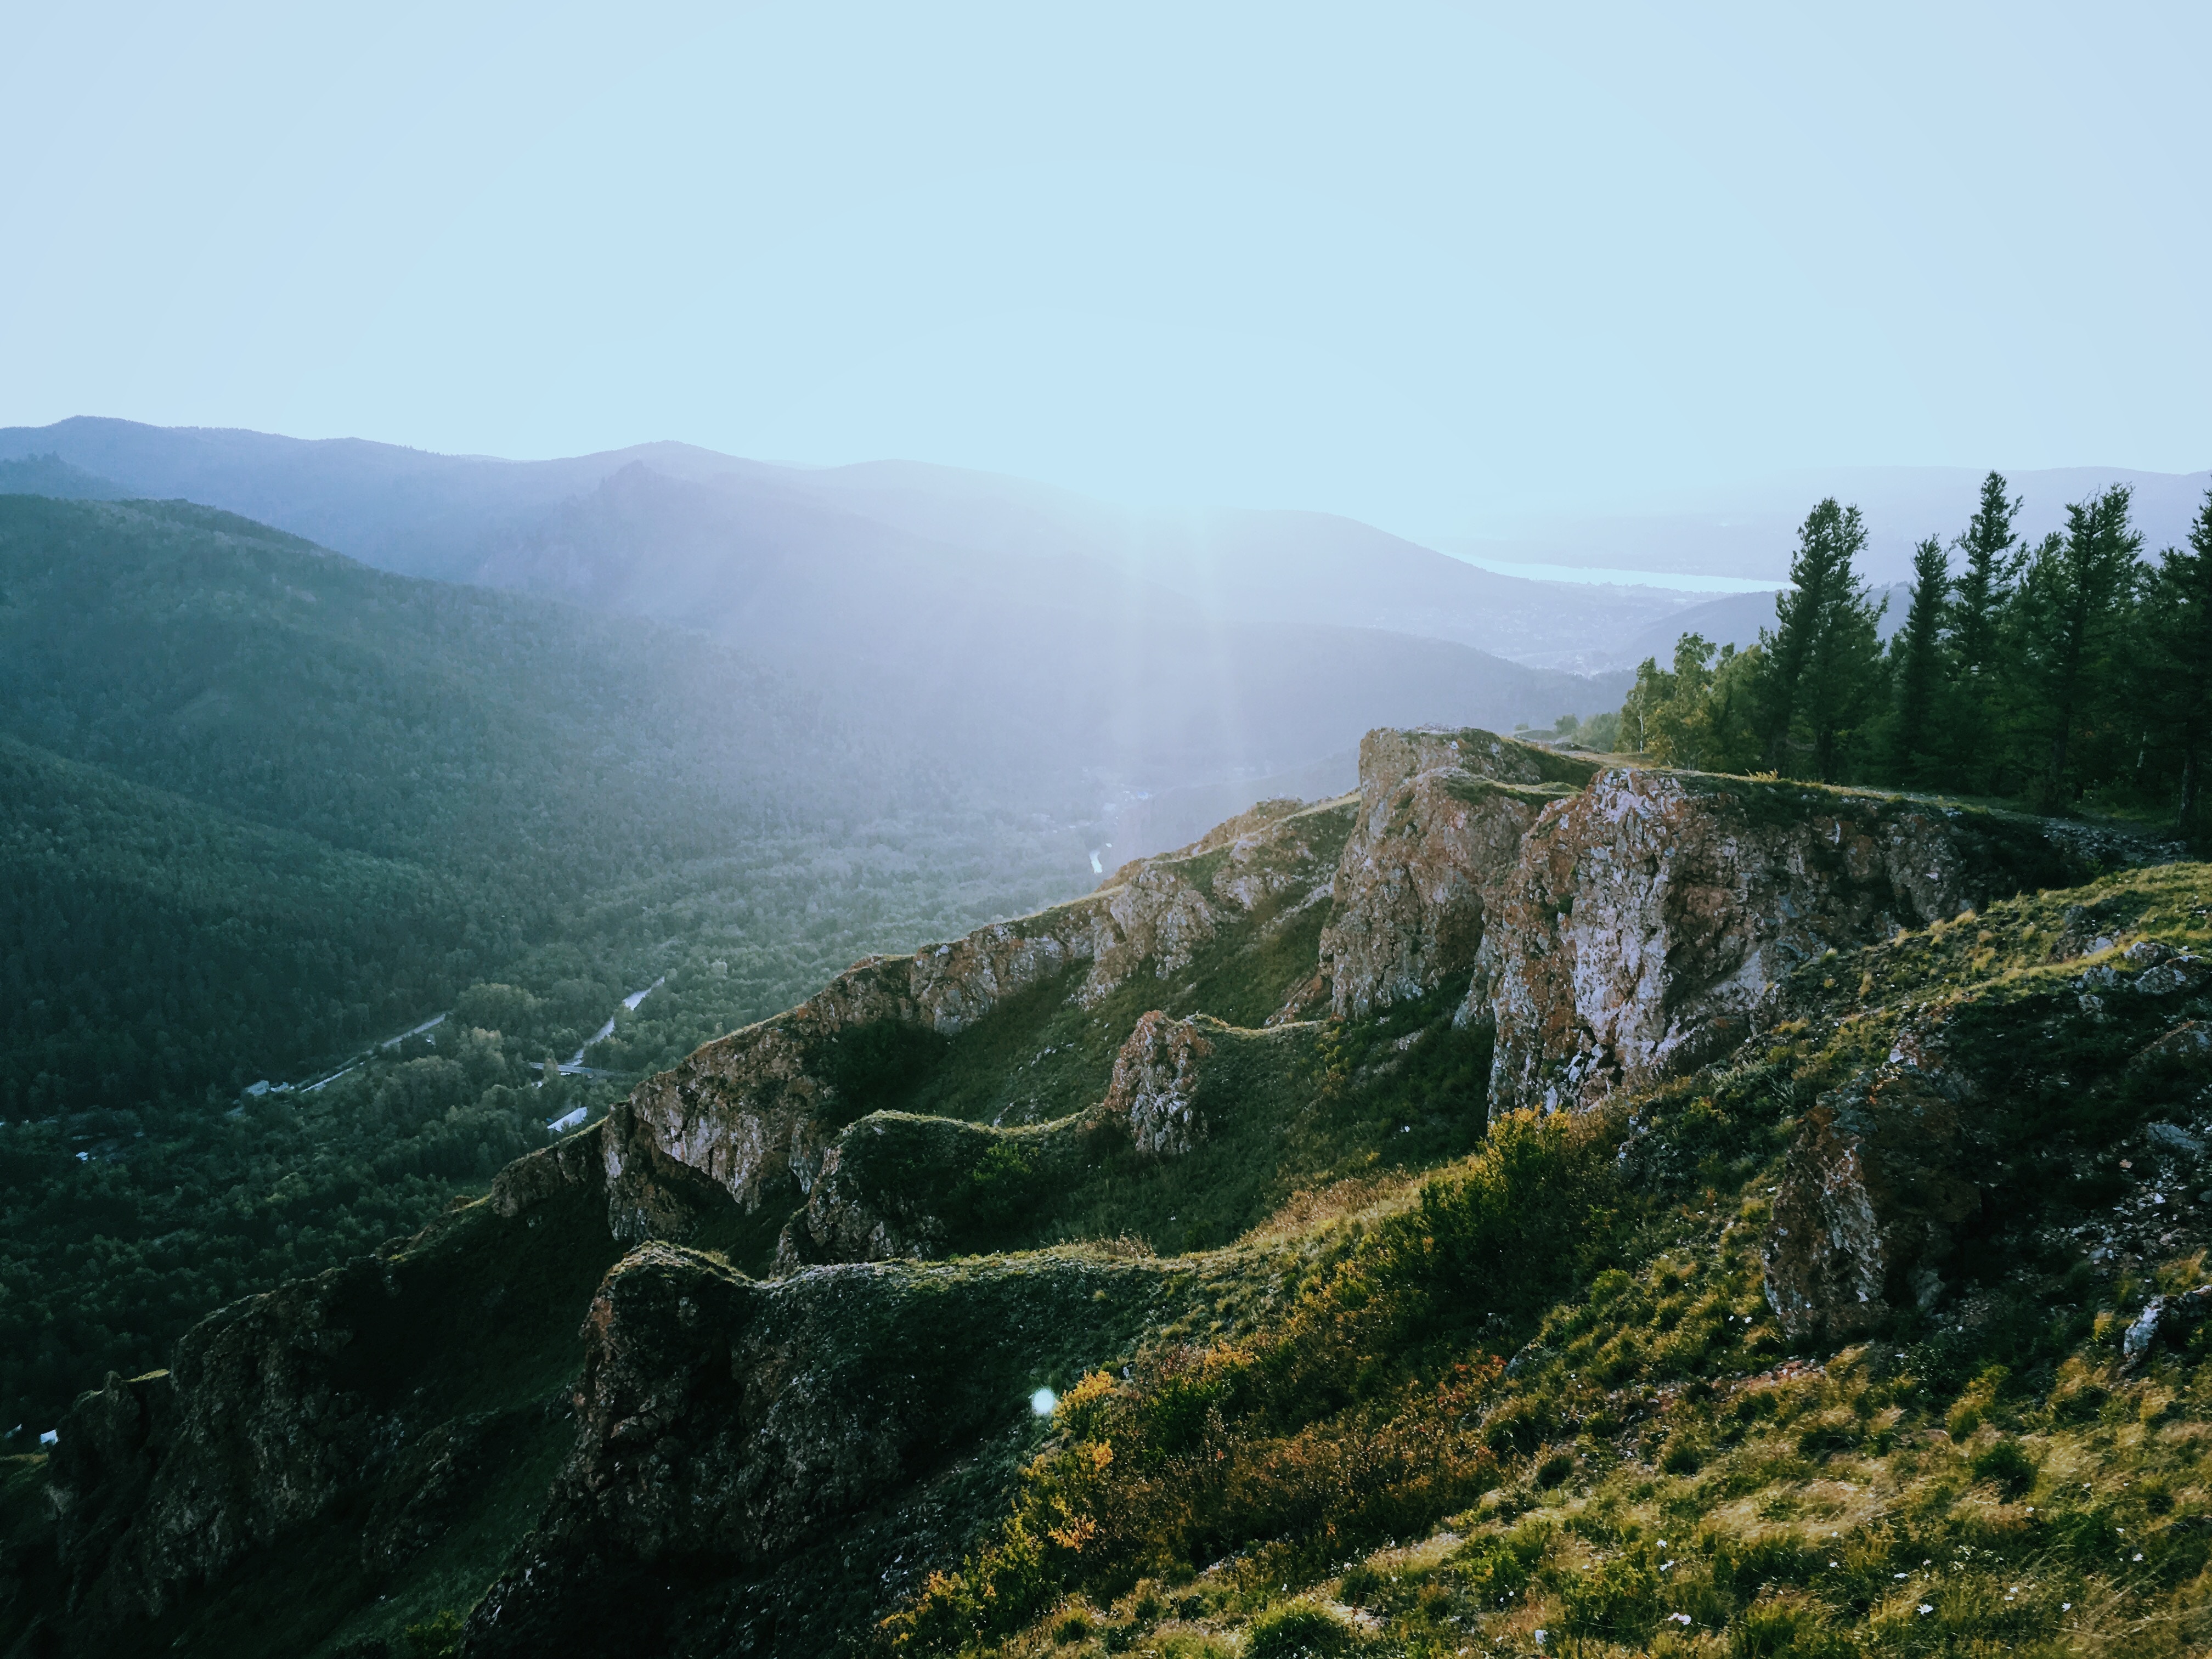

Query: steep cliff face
[1318,728,1594,1020]
[465,1243,1199,1658]
[612,797,1352,1233]
[53,1257,412,1625]
[38,1127,667,1652]
[1480,770,2091,1114]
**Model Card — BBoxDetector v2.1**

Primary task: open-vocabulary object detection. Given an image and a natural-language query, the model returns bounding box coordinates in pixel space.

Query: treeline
[1619,474,2212,830]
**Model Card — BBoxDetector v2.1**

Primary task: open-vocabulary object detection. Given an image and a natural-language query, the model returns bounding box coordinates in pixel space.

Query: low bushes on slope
[896,862,2212,1658]
[888,1105,1629,1650]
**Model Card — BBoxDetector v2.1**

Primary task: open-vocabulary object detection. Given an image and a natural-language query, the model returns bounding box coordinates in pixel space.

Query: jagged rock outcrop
[46,1130,643,1640]
[1761,928,2211,1341]
[465,1244,1184,1657]
[1319,728,1593,1019]
[1482,770,2086,1114]
[614,798,1351,1226]
[51,1255,413,1624]
[491,1117,610,1217]
[1103,1011,1217,1156]
[1762,1049,1980,1340]
[44,1369,172,1622]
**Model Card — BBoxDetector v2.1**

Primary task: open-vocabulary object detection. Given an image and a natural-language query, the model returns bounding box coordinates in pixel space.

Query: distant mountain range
[18,420,2189,792]
[0,416,1692,665]
[0,419,1653,800]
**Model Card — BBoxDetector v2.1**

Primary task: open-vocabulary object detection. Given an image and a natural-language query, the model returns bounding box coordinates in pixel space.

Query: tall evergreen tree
[2145,487,2212,841]
[2011,484,2145,807]
[1758,498,1886,781]
[1951,472,2021,684]
[1946,471,2021,787]
[1887,535,1950,785]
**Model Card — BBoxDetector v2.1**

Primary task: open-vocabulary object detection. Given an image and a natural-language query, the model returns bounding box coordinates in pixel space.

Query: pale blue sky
[3,1,2207,539]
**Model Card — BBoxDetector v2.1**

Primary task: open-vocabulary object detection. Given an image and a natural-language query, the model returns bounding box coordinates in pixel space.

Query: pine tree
[2145,487,2212,841]
[1951,472,2021,685]
[1946,472,2021,787]
[1758,499,1886,781]
[2011,484,2145,808]
[1887,535,1950,786]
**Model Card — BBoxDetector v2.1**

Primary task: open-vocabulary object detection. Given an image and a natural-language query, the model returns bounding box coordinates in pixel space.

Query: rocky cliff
[464,1243,1216,1658]
[1478,769,2095,1114]
[610,794,1352,1241]
[1316,727,1594,1020]
[31,1127,669,1654]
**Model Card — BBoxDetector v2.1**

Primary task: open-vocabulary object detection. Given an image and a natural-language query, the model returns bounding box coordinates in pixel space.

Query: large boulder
[1762,1059,1980,1340]
[1319,728,1591,1019]
[1102,1011,1218,1156]
[1480,770,2083,1114]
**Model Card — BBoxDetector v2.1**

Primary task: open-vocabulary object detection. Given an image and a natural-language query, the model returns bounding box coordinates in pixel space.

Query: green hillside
[0,495,1097,1445]
[0,732,467,1111]
[20,486,2212,1659]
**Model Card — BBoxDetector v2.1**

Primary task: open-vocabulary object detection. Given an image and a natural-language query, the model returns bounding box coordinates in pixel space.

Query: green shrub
[1969,1438,2035,1498]
[1338,1561,1384,1604]
[1244,1601,1358,1658]
[1729,1593,1850,1659]
[403,1610,464,1659]
[1053,1608,1093,1643]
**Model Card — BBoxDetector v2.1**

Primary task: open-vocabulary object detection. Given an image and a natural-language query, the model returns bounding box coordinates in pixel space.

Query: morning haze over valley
[5,7,2212,1658]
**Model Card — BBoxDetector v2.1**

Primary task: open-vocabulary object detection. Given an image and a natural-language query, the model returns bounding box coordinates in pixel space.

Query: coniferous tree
[1946,472,2021,788]
[1757,499,1886,781]
[2010,484,2145,807]
[1887,535,1950,786]
[2145,487,2212,841]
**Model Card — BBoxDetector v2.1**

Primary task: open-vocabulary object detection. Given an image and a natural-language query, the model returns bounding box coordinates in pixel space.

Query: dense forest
[1616,473,2212,830]
[0,495,1099,1441]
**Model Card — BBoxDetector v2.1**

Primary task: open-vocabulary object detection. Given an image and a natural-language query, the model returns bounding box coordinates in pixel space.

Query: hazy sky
[4,1,2207,537]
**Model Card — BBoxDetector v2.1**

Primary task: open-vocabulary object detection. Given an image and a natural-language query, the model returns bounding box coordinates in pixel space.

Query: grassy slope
[790,796,1502,1262]
[904,863,2212,1659]
[819,984,1498,1266]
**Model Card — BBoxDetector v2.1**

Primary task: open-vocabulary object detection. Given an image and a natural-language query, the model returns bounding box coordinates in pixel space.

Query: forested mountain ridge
[0,416,1684,682]
[0,493,1104,1453]
[9,720,2205,1659]
[0,455,124,501]
[0,492,973,1109]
